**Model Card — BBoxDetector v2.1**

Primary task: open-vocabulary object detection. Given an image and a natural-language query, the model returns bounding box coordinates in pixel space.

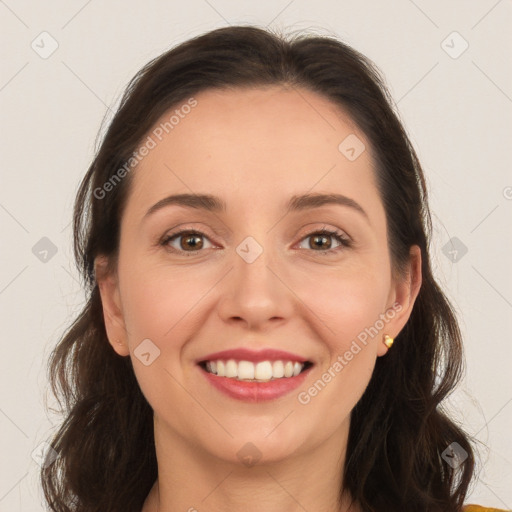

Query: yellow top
[463,505,510,512]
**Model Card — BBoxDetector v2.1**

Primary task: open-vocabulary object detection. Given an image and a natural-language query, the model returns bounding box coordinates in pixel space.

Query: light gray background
[1,1,511,510]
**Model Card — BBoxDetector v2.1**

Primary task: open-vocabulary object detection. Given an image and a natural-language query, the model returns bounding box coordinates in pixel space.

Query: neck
[141,415,361,512]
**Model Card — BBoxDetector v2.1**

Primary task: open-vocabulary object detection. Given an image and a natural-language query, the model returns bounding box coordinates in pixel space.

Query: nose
[216,241,294,330]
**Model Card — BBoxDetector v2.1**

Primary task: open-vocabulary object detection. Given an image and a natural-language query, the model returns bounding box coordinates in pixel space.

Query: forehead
[125,86,383,223]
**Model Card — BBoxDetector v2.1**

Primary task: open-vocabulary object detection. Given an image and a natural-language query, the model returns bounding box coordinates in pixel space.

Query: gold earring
[383,334,394,348]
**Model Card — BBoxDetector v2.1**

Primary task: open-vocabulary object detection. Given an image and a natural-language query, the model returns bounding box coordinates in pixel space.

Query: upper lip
[196,348,311,364]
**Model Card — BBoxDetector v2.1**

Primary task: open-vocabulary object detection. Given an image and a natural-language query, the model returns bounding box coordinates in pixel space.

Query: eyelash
[159,228,353,256]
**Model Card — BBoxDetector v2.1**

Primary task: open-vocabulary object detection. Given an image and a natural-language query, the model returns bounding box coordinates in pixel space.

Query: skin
[96,85,422,512]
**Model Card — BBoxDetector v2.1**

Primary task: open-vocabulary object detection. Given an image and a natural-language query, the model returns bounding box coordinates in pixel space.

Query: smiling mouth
[198,359,314,382]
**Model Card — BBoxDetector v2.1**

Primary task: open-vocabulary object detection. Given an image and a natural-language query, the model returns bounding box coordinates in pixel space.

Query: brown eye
[161,230,214,253]
[310,234,333,250]
[297,229,352,253]
[179,233,204,251]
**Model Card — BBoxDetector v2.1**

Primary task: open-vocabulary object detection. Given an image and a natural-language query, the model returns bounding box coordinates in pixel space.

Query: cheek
[289,262,390,347]
[117,259,212,417]
[119,248,390,359]
[119,257,214,343]
[302,278,383,393]
[293,273,384,433]
[288,263,389,413]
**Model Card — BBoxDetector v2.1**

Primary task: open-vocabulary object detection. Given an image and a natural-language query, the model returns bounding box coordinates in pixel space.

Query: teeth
[204,359,307,381]
[272,360,284,378]
[216,360,225,377]
[239,360,255,380]
[225,360,237,378]
[254,361,272,380]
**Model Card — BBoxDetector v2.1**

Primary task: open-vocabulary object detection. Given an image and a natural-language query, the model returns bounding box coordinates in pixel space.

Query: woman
[40,25,505,512]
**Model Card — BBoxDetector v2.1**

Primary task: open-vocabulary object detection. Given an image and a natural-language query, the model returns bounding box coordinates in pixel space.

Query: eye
[159,227,352,256]
[296,228,352,254]
[160,230,214,254]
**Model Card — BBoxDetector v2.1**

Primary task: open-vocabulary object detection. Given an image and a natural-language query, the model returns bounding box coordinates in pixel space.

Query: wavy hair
[41,25,476,511]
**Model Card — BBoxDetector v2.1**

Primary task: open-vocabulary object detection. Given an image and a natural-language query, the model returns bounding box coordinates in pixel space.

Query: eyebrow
[143,192,369,222]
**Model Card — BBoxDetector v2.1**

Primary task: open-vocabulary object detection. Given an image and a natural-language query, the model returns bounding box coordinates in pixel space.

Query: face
[97,85,421,466]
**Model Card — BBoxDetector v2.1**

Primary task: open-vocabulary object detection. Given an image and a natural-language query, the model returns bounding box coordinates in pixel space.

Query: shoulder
[463,505,510,512]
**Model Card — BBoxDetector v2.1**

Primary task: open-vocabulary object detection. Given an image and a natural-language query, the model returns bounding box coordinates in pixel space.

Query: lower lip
[199,365,312,402]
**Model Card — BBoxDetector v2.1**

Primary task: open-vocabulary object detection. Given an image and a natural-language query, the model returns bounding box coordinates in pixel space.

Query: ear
[377,245,422,357]
[95,255,130,357]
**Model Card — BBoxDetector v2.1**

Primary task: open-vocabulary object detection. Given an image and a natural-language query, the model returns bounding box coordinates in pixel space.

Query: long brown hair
[41,25,476,511]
